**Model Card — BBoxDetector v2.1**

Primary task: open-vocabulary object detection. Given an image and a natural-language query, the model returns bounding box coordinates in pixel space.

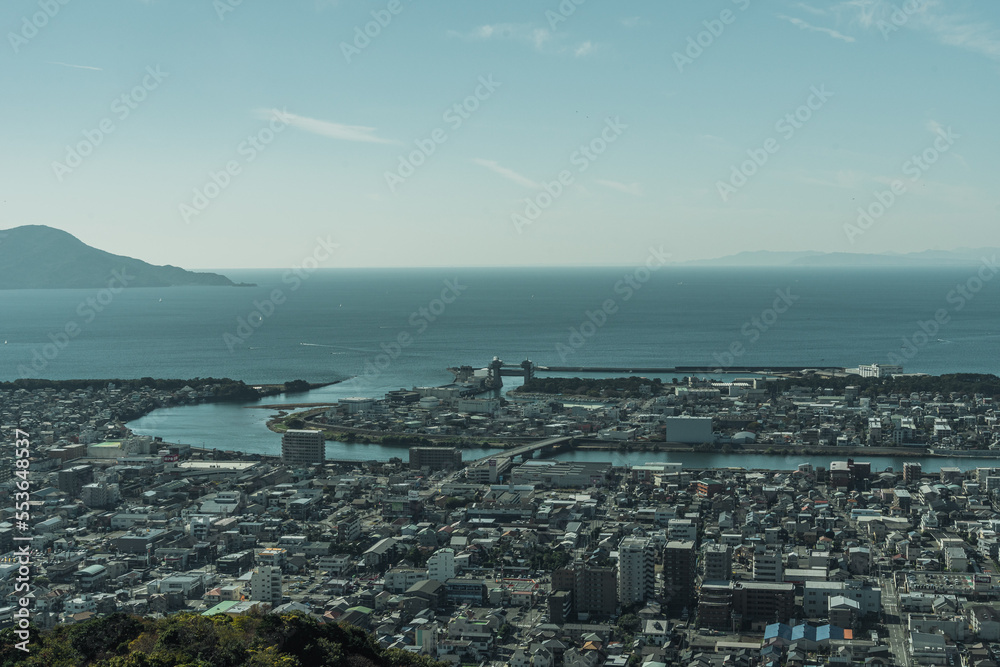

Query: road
[880,575,910,667]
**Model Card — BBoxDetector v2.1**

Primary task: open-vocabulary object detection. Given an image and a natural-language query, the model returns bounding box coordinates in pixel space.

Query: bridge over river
[469,435,575,464]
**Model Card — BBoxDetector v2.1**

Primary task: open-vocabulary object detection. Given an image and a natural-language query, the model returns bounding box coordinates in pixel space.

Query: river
[126,385,1000,472]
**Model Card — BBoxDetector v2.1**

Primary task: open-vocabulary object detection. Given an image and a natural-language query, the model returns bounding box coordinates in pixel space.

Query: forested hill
[0,612,447,667]
[0,225,245,289]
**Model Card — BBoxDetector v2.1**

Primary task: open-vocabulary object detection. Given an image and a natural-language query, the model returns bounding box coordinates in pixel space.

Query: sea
[2,266,999,471]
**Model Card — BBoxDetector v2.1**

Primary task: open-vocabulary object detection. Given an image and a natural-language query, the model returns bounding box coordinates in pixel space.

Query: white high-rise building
[753,551,784,582]
[428,548,456,582]
[249,566,283,606]
[618,536,656,607]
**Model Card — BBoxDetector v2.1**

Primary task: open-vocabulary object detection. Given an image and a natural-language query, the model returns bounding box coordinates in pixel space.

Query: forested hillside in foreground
[0,612,446,667]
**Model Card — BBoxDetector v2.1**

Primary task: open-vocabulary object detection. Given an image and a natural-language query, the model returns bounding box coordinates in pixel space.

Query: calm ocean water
[3,267,999,468]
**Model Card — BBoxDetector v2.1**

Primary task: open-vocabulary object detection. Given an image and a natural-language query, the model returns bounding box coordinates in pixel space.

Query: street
[880,575,910,667]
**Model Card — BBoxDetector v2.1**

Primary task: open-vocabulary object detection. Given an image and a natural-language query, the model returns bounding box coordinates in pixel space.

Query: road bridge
[470,436,574,464]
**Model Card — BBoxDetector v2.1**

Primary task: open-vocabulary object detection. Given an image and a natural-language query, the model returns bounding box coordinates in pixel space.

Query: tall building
[548,589,573,625]
[698,582,736,630]
[618,537,657,608]
[552,563,617,619]
[427,548,455,582]
[696,581,795,631]
[335,511,362,543]
[57,464,94,498]
[753,551,784,582]
[733,582,794,628]
[829,459,871,491]
[248,566,283,606]
[703,543,733,581]
[409,447,463,470]
[903,462,922,484]
[81,482,119,509]
[663,541,697,617]
[281,429,325,466]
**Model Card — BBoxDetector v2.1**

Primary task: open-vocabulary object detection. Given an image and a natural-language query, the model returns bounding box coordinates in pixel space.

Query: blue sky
[1,0,998,268]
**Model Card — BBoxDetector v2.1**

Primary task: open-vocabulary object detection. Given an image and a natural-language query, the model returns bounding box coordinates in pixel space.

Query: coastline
[71,377,352,427]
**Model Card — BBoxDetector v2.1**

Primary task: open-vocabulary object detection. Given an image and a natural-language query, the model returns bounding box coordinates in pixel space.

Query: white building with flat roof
[338,397,375,414]
[856,363,903,378]
[248,566,283,606]
[618,536,656,607]
[428,548,456,582]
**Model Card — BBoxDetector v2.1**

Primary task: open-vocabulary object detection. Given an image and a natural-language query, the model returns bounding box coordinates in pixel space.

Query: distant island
[682,248,1000,268]
[0,225,253,289]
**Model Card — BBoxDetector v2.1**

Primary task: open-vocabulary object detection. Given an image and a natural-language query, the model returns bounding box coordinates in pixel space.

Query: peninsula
[0,225,252,289]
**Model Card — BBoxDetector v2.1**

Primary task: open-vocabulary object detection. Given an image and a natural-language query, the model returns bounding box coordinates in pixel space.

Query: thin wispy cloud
[777,14,856,42]
[833,0,882,29]
[834,0,1000,59]
[449,22,600,58]
[596,180,642,196]
[256,109,396,144]
[620,16,648,28]
[450,23,552,51]
[48,61,103,71]
[917,10,1000,60]
[473,158,538,188]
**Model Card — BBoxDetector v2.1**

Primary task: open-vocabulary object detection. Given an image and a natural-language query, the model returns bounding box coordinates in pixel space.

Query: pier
[538,365,847,374]
[450,357,847,389]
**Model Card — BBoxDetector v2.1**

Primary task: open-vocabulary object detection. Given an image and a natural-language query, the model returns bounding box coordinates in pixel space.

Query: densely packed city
[4,371,1000,666]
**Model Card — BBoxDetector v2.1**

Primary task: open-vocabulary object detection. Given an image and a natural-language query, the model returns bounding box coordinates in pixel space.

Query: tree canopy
[0,612,447,667]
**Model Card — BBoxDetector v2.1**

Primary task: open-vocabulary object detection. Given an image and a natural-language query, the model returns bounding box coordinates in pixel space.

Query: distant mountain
[0,225,249,289]
[684,248,1000,268]
[683,251,825,267]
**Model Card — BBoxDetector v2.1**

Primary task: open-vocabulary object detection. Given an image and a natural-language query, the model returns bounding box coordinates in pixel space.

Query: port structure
[450,358,846,390]
[450,357,537,392]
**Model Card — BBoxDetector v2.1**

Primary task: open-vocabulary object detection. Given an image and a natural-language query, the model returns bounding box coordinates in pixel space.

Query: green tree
[616,614,641,634]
